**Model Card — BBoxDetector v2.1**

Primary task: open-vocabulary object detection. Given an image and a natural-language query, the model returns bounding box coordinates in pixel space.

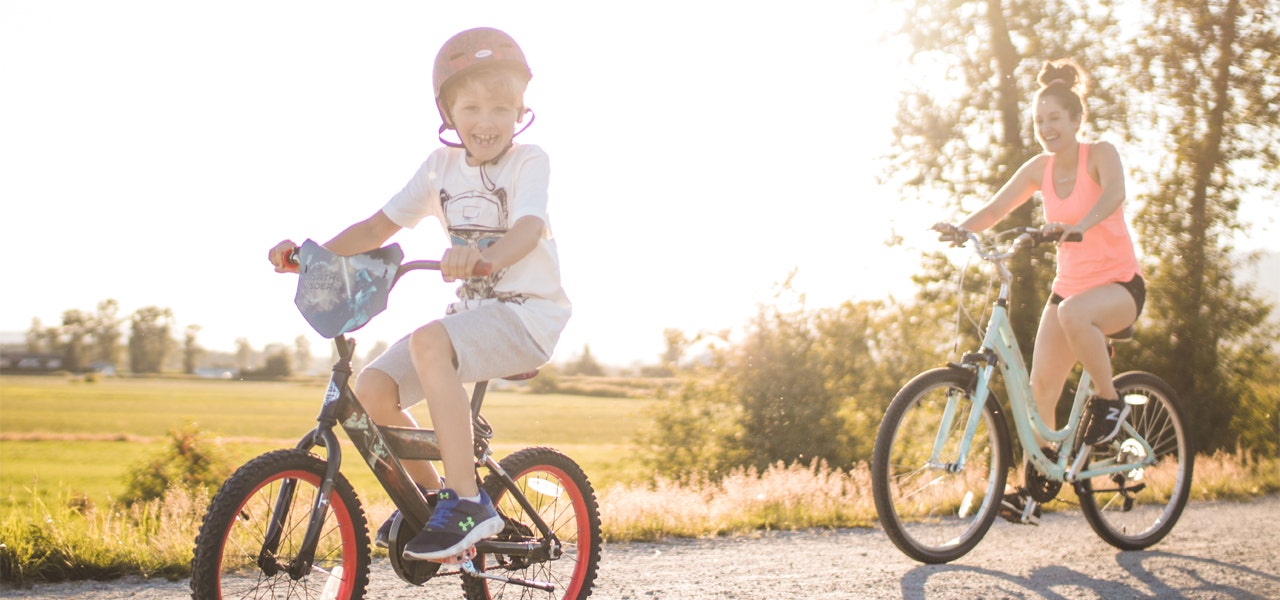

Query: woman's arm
[1076,141,1126,232]
[957,155,1044,232]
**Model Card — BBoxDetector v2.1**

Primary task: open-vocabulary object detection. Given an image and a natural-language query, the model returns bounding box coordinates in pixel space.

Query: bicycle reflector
[294,239,404,338]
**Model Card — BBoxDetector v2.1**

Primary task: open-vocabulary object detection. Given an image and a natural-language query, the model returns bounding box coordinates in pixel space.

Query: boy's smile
[448,86,522,166]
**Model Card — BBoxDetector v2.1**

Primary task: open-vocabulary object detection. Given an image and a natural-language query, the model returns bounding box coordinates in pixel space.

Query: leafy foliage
[118,425,232,506]
[1117,0,1280,454]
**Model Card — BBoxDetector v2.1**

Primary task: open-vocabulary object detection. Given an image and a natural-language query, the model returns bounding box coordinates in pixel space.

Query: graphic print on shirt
[440,187,527,304]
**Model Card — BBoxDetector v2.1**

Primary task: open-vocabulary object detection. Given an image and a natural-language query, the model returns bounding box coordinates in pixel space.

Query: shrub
[117,425,232,506]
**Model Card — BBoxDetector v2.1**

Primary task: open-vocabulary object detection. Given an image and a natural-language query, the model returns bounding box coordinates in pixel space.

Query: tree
[60,309,90,372]
[661,328,688,371]
[1119,0,1280,454]
[183,325,204,375]
[25,317,56,354]
[234,337,253,371]
[90,299,122,366]
[566,344,605,377]
[886,0,1126,365]
[129,306,174,373]
[294,335,313,375]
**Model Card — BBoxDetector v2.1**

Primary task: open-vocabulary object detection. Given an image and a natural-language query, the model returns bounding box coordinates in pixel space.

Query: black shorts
[1049,274,1146,318]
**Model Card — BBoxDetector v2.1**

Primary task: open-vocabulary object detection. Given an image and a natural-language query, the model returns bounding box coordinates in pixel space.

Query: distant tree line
[22,301,313,378]
[640,0,1279,476]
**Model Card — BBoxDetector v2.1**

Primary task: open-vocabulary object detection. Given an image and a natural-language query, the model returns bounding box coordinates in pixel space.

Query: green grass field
[0,374,654,509]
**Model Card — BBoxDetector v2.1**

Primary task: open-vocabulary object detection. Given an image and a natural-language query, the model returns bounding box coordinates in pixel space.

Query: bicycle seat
[1107,325,1135,342]
[502,370,539,381]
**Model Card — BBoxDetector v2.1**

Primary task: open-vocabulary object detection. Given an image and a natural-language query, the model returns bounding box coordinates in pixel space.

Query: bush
[118,425,232,506]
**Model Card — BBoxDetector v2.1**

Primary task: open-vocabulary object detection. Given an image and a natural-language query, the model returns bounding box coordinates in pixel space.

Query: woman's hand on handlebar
[268,240,300,274]
[932,222,969,246]
[1041,222,1084,244]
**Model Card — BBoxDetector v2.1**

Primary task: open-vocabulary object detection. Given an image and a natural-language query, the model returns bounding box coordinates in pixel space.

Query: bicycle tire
[464,447,602,600]
[1076,371,1193,551]
[872,367,1012,564]
[191,448,371,600]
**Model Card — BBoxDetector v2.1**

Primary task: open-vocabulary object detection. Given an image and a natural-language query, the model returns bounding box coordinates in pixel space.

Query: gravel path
[3,495,1277,599]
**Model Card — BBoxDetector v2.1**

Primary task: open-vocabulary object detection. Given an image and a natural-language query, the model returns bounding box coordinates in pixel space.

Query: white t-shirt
[381,143,571,354]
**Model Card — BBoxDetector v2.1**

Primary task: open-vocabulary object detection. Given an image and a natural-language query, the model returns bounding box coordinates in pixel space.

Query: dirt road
[4,495,1277,599]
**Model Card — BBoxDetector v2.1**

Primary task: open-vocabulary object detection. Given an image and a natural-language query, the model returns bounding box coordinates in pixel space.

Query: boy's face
[447,83,524,166]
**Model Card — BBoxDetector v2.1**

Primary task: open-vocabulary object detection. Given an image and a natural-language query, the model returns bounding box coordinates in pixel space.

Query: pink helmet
[432,27,532,103]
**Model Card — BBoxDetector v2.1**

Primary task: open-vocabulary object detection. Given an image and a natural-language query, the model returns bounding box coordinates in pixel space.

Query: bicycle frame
[934,230,1159,486]
[263,267,562,582]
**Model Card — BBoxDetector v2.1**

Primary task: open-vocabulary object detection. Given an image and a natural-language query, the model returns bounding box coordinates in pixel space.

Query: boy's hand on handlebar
[932,223,968,246]
[440,246,493,282]
[268,240,300,273]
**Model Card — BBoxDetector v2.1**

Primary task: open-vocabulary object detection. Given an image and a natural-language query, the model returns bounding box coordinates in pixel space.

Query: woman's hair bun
[1037,59,1086,94]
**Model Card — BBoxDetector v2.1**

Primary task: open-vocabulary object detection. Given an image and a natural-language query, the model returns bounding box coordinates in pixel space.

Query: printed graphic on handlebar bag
[294,239,405,338]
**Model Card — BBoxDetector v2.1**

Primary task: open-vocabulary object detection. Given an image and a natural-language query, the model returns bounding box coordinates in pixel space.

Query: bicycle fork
[257,426,344,581]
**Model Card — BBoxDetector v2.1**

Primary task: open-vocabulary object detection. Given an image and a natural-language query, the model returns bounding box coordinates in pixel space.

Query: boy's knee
[409,322,455,365]
[354,369,400,421]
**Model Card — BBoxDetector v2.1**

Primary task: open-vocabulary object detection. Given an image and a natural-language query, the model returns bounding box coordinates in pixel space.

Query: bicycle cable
[950,249,997,356]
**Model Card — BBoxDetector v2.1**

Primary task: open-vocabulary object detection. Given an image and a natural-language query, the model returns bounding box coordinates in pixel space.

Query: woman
[938,58,1146,514]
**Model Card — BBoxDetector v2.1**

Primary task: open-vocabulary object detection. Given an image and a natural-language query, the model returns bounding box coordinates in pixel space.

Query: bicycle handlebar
[392,259,493,287]
[287,249,492,281]
[937,226,1081,263]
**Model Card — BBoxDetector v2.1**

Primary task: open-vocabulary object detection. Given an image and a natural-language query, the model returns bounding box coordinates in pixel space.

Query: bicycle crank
[459,559,556,593]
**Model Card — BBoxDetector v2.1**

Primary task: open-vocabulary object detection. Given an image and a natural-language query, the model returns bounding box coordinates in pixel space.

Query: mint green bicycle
[871,227,1193,564]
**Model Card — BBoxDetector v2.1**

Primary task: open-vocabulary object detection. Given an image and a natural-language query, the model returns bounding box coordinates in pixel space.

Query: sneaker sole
[401,515,504,562]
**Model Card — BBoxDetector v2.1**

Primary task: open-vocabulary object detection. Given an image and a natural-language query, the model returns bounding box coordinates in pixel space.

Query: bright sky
[2,2,1275,368]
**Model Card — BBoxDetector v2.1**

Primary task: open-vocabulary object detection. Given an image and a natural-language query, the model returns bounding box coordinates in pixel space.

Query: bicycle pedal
[433,546,478,566]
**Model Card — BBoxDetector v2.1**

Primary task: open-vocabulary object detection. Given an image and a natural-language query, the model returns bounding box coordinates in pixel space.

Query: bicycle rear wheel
[191,448,370,600]
[1077,371,1193,550]
[872,367,1011,564]
[467,447,602,600]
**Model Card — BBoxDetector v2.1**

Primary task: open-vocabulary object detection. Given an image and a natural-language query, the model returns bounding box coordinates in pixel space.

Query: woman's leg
[1055,284,1137,400]
[354,368,443,488]
[1029,302,1078,443]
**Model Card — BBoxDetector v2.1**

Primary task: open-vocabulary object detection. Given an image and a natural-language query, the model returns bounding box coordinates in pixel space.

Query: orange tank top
[1041,143,1141,297]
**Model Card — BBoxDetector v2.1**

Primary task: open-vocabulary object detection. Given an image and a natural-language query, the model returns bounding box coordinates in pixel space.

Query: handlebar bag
[294,239,404,338]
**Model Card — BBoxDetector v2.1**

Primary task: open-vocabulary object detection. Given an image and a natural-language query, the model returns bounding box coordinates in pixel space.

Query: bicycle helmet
[433,27,532,118]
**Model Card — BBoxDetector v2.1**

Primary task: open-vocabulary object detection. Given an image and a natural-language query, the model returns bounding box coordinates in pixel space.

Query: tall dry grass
[599,460,880,541]
[1,486,209,585]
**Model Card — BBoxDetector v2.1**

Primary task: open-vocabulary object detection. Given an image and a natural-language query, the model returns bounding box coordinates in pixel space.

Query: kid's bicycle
[870,227,1192,564]
[190,240,602,599]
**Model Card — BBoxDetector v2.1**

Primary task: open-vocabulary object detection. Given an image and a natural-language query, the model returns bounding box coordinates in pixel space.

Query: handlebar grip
[1063,231,1083,243]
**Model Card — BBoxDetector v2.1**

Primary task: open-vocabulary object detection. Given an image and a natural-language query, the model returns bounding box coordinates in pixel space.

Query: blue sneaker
[402,489,504,562]
[374,484,438,549]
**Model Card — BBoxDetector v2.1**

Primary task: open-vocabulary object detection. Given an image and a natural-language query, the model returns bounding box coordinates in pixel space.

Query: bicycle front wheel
[872,367,1011,564]
[1077,371,1193,551]
[191,448,370,600]
[467,447,602,600]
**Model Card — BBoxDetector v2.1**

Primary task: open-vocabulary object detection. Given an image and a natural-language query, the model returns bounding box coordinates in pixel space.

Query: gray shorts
[364,302,550,409]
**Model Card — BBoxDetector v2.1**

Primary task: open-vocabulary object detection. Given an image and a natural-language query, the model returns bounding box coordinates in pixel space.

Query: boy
[268,27,570,561]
